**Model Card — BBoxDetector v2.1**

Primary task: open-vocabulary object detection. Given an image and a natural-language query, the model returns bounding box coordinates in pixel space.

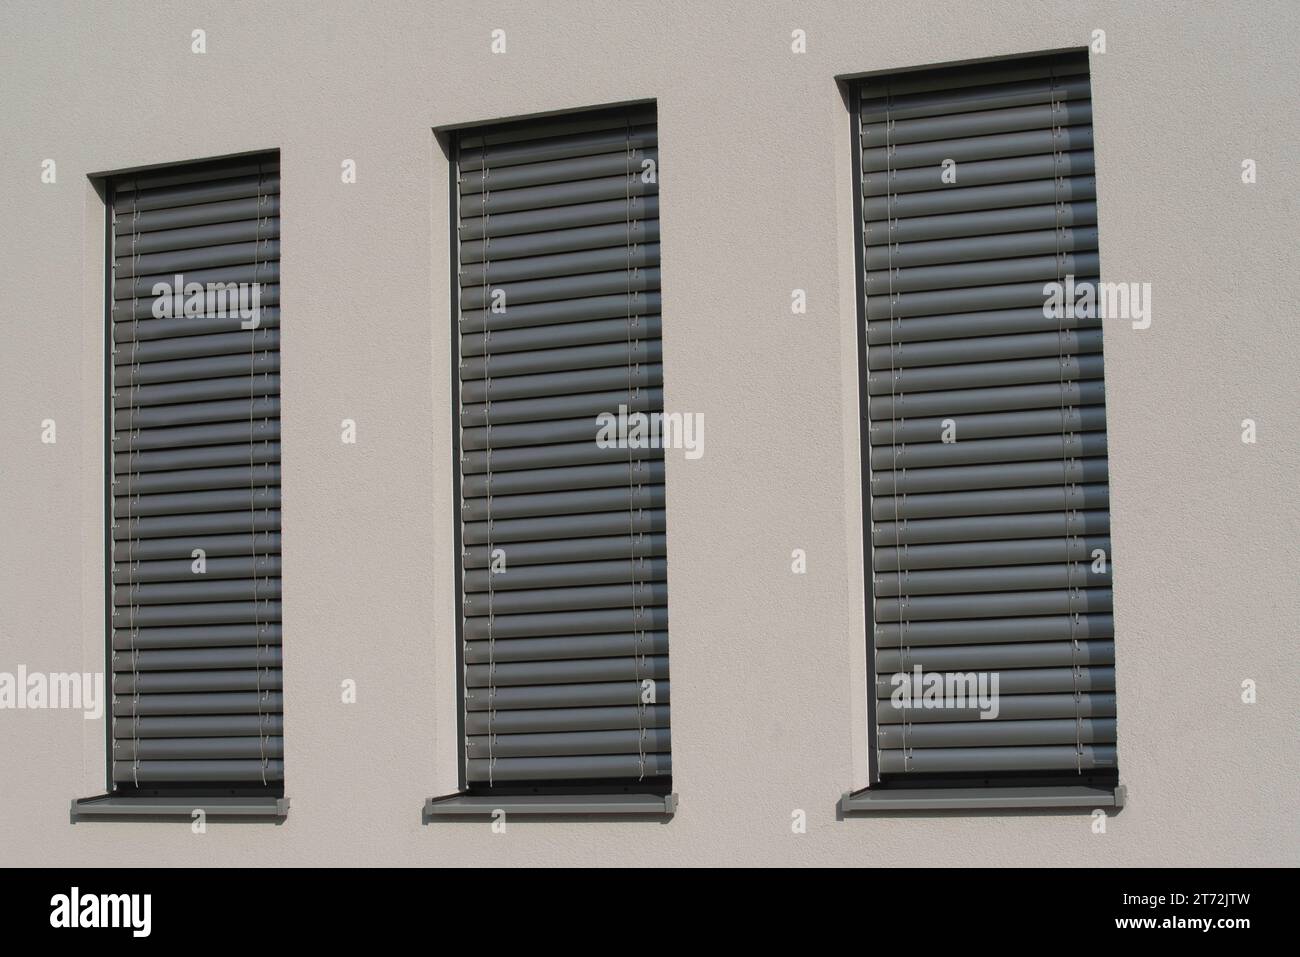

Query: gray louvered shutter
[109,154,282,789]
[454,106,671,788]
[856,53,1117,779]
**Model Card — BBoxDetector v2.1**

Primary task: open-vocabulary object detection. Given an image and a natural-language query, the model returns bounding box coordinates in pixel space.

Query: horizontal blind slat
[877,746,1114,774]
[113,760,284,783]
[877,692,1115,723]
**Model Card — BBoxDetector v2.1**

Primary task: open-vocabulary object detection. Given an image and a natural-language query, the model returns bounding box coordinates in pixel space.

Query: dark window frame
[839,53,1126,815]
[427,102,677,821]
[74,152,288,824]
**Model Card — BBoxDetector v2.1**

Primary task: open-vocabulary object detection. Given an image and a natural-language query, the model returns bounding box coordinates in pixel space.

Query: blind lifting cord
[251,159,268,787]
[479,137,497,788]
[127,180,141,789]
[882,89,911,771]
[625,115,648,782]
[1049,68,1085,774]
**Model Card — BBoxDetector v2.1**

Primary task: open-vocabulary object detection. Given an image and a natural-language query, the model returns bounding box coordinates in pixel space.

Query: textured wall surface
[1,0,1296,867]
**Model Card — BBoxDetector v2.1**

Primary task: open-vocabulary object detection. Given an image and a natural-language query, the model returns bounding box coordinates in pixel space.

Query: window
[74,153,286,821]
[426,105,675,818]
[842,52,1124,811]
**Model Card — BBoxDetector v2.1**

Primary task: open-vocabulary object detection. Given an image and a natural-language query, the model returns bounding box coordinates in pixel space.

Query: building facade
[1,0,1296,866]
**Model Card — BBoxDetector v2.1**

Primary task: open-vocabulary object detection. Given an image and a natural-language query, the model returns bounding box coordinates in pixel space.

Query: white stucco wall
[1,0,1296,866]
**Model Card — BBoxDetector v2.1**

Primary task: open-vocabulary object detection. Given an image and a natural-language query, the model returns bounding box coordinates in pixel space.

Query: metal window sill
[71,795,289,823]
[424,792,677,821]
[839,783,1125,816]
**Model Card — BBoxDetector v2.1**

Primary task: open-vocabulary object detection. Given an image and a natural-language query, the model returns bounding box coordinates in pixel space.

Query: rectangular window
[844,52,1123,811]
[428,105,675,818]
[76,153,285,821]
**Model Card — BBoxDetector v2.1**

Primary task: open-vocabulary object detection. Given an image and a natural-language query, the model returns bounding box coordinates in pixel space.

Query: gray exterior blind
[856,53,1117,780]
[454,105,671,788]
[108,154,282,789]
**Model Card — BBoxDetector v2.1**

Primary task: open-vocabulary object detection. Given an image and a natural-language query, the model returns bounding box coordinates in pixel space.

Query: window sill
[838,783,1125,816]
[424,792,677,821]
[71,794,289,823]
